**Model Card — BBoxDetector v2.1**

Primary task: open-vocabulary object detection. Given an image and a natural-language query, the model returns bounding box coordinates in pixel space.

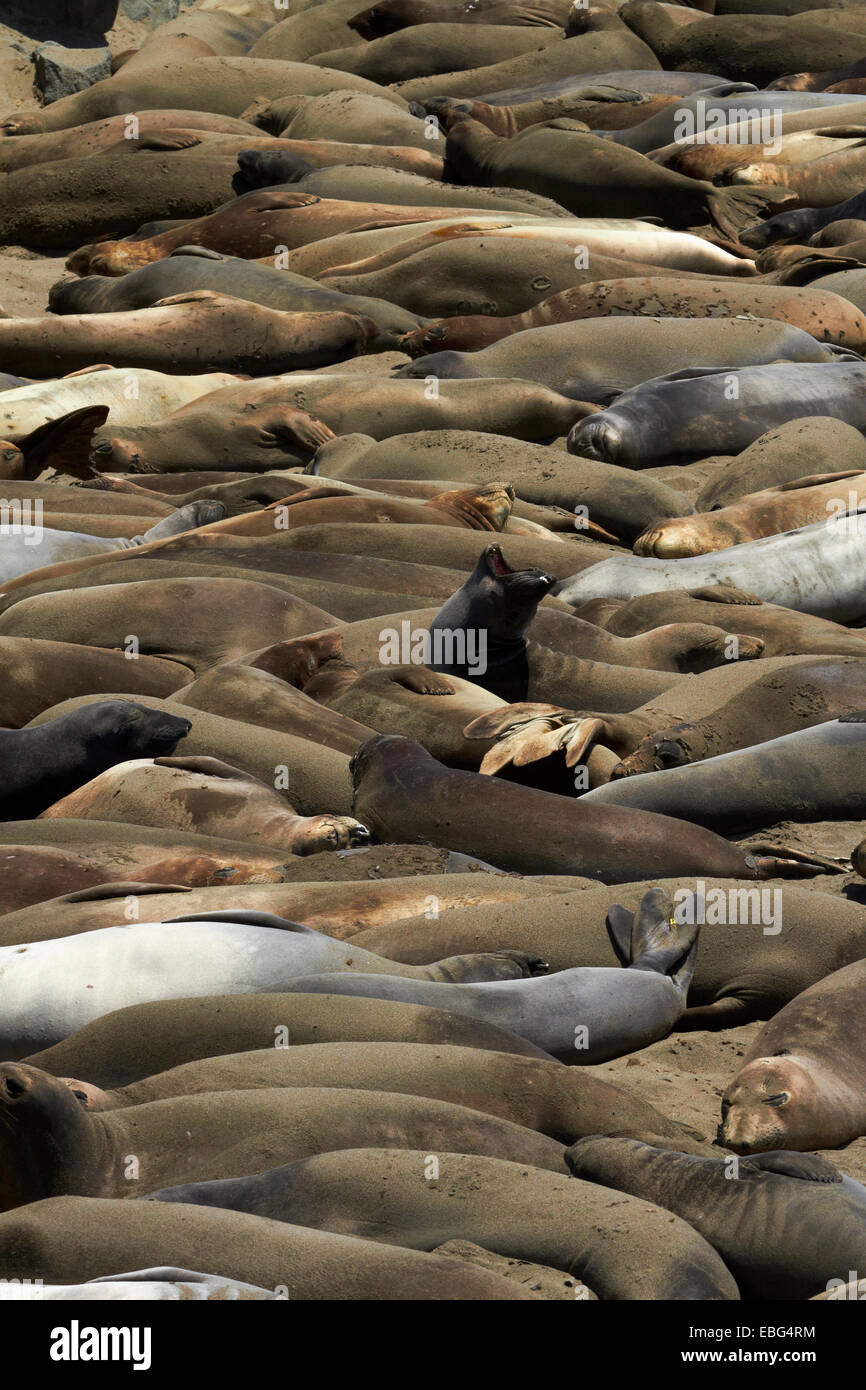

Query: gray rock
[119,0,180,23]
[33,43,112,106]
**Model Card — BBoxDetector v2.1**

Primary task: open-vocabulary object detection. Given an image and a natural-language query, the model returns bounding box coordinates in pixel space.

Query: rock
[2,1,118,45]
[32,44,112,106]
[119,0,181,24]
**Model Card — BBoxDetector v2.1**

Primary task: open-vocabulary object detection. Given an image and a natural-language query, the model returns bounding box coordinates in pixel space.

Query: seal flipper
[623,888,700,990]
[14,404,109,482]
[64,882,191,902]
[605,904,633,967]
[740,1151,843,1184]
[706,184,797,241]
[164,910,320,936]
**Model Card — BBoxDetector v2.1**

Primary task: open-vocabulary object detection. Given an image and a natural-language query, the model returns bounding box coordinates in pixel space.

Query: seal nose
[0,1065,32,1102]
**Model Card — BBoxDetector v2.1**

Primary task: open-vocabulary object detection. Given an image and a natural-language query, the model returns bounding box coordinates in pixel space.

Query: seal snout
[0,1064,32,1104]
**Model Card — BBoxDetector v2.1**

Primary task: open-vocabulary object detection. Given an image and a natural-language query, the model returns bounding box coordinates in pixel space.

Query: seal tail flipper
[610,888,700,991]
[706,185,797,241]
[14,404,109,482]
[744,844,847,877]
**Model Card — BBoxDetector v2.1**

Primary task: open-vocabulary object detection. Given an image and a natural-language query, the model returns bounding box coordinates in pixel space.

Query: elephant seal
[39,755,370,857]
[0,368,239,440]
[580,715,866,829]
[0,1269,277,1302]
[401,275,866,355]
[0,58,408,136]
[619,0,866,86]
[742,187,866,249]
[696,417,866,510]
[0,1065,567,1208]
[75,1040,707,1151]
[389,27,662,104]
[49,248,426,345]
[313,223,754,324]
[354,881,866,1030]
[0,501,226,584]
[350,735,830,879]
[67,193,569,278]
[345,0,574,41]
[721,958,866,1153]
[273,885,700,1060]
[0,155,243,251]
[312,429,693,542]
[310,23,565,86]
[0,294,376,379]
[599,586,866,660]
[556,509,866,622]
[567,361,866,470]
[0,637,189,728]
[146,1147,738,1301]
[567,1136,866,1300]
[0,702,190,821]
[397,315,839,401]
[83,378,589,474]
[88,398,336,475]
[24,995,555,1087]
[442,115,792,237]
[0,1196,538,1300]
[429,542,554,700]
[0,866,566,944]
[273,162,571,220]
[0,112,263,174]
[0,579,339,677]
[468,649,866,783]
[0,909,543,1056]
[248,89,431,147]
[634,470,866,556]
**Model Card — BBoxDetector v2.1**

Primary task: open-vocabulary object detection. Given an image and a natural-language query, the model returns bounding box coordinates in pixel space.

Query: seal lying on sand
[721,958,866,1153]
[0,703,191,821]
[0,1064,567,1209]
[567,1136,866,1300]
[0,1196,542,1300]
[556,511,866,622]
[0,911,543,1056]
[145,1147,738,1301]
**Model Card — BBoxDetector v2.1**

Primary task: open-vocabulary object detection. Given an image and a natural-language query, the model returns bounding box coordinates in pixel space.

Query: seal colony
[1,0,866,1308]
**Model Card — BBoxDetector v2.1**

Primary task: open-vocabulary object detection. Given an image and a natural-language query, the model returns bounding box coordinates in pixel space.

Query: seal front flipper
[163,910,321,936]
[393,668,456,696]
[740,1151,843,1184]
[686,584,762,606]
[133,133,204,152]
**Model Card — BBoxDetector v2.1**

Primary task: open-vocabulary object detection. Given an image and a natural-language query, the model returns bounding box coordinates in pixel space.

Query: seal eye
[70,1089,90,1108]
[1,1075,27,1100]
[762,1093,789,1107]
